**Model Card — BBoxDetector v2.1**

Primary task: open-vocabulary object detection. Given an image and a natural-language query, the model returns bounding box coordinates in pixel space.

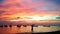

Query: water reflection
[0,25,60,34]
[33,26,60,33]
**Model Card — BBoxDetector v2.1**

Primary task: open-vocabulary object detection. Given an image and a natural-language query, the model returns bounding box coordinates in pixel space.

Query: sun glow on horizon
[9,16,59,22]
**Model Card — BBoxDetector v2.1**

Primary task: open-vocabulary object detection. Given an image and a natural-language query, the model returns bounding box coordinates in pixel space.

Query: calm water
[0,26,60,34]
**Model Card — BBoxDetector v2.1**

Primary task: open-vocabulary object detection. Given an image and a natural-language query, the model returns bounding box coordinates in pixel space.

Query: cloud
[0,0,60,20]
[0,10,5,14]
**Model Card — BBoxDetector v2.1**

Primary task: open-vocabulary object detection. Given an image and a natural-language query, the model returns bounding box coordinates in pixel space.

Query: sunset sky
[0,0,60,33]
[0,0,60,21]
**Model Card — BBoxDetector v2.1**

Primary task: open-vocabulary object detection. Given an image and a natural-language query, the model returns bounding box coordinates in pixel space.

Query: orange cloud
[0,0,60,20]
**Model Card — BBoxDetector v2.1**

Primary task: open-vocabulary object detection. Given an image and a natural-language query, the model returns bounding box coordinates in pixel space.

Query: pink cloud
[0,0,60,20]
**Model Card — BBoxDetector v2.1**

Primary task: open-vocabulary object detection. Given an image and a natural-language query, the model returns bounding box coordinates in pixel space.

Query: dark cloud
[0,10,5,14]
[0,4,10,8]
[0,3,22,8]
[15,3,22,7]
[25,8,37,11]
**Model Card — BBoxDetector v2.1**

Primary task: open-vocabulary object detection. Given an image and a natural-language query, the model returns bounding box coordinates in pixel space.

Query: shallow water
[0,26,60,34]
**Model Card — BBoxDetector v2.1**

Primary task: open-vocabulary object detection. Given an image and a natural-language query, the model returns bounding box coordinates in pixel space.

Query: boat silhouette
[4,25,8,27]
[0,25,3,28]
[17,25,21,28]
[9,25,12,27]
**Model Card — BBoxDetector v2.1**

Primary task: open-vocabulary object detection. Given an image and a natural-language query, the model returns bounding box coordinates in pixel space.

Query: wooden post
[31,25,33,33]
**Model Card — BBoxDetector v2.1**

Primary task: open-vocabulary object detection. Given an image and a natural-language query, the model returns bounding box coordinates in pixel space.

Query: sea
[0,26,60,34]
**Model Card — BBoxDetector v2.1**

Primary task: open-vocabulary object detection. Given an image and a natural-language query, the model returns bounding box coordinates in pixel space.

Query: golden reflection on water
[33,26,60,33]
[0,26,60,34]
[0,26,31,33]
